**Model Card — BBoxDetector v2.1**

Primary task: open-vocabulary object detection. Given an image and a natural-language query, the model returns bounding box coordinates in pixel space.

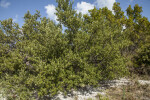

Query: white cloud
[75,2,94,15]
[0,0,10,8]
[95,0,116,10]
[45,4,58,23]
[45,0,116,23]
[13,15,18,22]
[130,0,133,2]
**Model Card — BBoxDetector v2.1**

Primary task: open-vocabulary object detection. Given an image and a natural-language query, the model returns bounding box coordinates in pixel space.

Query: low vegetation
[106,81,150,100]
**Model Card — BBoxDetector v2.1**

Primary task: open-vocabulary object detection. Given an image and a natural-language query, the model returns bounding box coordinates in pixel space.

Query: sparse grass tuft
[95,93,109,100]
[106,80,150,100]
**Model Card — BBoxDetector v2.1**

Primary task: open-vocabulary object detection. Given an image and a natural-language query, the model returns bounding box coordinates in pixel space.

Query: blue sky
[0,0,150,27]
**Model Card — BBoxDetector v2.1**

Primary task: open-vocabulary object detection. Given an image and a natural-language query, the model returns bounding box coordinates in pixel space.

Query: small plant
[96,93,109,100]
[74,96,78,100]
[122,86,126,100]
[87,98,93,100]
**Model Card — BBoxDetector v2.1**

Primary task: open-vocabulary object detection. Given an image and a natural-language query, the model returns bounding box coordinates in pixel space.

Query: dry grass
[106,80,150,100]
[76,75,150,100]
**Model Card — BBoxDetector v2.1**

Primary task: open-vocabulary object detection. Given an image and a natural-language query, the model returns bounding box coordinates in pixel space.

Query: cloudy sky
[0,0,150,26]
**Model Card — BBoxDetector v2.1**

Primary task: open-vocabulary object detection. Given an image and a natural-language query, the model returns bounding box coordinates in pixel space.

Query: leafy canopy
[0,0,150,99]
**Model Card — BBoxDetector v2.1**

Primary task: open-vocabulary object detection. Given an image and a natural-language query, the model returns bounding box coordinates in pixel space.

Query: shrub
[134,44,150,75]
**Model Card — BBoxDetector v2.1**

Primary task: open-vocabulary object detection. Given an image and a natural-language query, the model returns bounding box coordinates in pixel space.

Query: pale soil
[52,78,150,100]
[0,78,150,100]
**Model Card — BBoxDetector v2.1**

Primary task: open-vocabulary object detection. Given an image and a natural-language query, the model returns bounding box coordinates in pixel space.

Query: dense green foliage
[134,43,150,75]
[0,0,150,99]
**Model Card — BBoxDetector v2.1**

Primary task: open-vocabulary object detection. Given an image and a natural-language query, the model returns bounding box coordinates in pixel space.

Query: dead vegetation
[105,80,150,100]
[84,76,150,100]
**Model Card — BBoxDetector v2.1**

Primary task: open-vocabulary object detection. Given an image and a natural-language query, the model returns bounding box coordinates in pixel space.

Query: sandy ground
[52,78,150,100]
[0,78,150,100]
